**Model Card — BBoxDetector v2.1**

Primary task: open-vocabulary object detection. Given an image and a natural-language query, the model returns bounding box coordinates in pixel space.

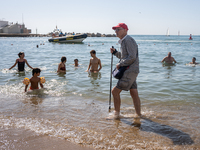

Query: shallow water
[0,35,200,149]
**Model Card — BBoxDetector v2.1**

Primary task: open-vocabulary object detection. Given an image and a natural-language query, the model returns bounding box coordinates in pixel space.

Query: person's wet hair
[74,59,78,62]
[90,50,96,54]
[61,56,67,62]
[32,68,41,76]
[193,57,196,61]
[18,52,24,57]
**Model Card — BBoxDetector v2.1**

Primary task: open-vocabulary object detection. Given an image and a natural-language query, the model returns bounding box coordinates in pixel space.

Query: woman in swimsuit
[9,52,33,71]
[57,56,67,73]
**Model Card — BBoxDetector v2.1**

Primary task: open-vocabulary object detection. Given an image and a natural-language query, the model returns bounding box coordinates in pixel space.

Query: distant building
[0,21,8,28]
[0,20,31,34]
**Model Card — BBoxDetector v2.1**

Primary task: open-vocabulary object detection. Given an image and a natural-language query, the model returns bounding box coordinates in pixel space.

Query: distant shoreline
[0,33,198,37]
[0,33,116,37]
[0,33,48,37]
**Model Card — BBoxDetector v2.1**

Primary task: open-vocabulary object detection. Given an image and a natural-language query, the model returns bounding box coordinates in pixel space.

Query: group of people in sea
[8,49,102,92]
[57,56,79,73]
[161,51,198,65]
[8,23,199,120]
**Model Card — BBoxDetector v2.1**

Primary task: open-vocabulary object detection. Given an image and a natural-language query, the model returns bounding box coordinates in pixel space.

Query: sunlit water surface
[0,35,200,149]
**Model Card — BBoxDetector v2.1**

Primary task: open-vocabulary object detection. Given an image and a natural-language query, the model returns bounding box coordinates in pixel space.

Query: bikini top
[60,64,66,71]
[18,59,25,71]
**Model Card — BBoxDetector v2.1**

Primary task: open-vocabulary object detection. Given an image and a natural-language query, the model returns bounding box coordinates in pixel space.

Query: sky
[1,0,200,35]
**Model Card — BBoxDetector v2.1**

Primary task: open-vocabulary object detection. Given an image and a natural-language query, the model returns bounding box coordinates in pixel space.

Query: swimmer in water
[25,68,43,92]
[57,56,66,73]
[189,57,199,65]
[9,52,33,71]
[161,52,177,64]
[86,50,102,73]
[74,59,79,67]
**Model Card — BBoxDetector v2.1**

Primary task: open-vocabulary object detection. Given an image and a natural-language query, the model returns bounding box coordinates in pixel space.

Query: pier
[0,33,116,37]
[0,33,48,37]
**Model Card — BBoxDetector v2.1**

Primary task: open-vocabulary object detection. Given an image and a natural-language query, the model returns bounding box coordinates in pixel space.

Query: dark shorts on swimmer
[116,72,138,91]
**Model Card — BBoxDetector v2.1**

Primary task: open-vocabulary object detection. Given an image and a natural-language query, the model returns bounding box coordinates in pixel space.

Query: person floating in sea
[86,50,102,73]
[57,56,67,73]
[189,57,199,65]
[161,52,177,64]
[9,52,33,71]
[24,68,44,92]
[109,23,141,119]
[74,59,79,67]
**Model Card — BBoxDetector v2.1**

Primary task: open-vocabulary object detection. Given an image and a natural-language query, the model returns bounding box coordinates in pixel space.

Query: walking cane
[109,46,114,112]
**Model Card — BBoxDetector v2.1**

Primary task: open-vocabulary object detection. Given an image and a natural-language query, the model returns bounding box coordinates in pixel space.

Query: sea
[0,35,200,150]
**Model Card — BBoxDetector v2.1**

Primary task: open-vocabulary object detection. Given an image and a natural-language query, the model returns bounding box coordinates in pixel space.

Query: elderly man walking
[109,23,141,119]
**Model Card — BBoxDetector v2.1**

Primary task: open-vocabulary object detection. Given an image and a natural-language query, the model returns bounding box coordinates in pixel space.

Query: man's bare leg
[112,86,122,116]
[130,89,141,116]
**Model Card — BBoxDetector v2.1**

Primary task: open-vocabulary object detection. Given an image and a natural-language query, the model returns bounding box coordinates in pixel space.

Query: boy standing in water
[9,52,33,71]
[86,50,102,73]
[25,68,43,92]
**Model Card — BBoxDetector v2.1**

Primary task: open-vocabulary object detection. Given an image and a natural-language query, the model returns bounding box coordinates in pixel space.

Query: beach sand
[0,127,94,150]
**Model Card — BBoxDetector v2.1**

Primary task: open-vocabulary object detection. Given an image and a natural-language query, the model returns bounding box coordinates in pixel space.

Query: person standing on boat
[161,52,177,64]
[109,23,141,119]
[52,33,56,38]
[59,31,63,37]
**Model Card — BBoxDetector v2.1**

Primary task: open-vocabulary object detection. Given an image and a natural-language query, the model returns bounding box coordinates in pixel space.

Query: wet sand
[0,128,94,150]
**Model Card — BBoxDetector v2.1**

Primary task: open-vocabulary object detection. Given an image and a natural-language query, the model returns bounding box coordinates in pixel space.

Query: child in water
[25,68,44,92]
[189,57,199,65]
[57,56,67,73]
[9,52,33,71]
[74,59,79,67]
[86,50,102,73]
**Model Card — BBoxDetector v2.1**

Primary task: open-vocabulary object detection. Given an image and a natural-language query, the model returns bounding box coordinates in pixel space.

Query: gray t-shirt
[114,35,139,73]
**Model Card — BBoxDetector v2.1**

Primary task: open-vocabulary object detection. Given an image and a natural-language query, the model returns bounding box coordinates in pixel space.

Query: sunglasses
[115,28,124,32]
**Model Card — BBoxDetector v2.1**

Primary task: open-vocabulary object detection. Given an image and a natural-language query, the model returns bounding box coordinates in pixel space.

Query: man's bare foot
[106,111,120,120]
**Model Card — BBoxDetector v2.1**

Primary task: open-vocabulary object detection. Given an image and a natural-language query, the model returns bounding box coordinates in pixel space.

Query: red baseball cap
[112,23,128,30]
